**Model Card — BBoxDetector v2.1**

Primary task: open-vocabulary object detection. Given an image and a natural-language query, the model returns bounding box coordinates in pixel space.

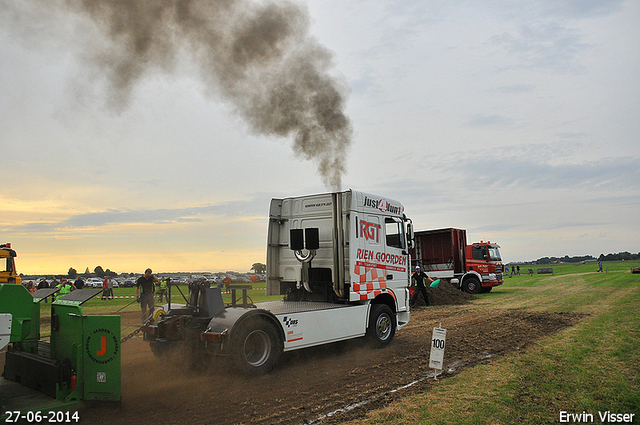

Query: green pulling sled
[0,284,121,419]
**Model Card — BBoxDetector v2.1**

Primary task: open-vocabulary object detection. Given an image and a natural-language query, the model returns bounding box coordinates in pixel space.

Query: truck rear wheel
[463,277,481,294]
[232,318,282,375]
[367,304,396,348]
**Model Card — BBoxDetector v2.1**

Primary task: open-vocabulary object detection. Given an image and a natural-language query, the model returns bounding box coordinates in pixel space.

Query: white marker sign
[429,327,447,370]
[0,314,12,351]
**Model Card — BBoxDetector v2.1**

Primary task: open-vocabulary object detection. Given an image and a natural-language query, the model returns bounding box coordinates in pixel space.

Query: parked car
[122,278,136,288]
[86,278,103,288]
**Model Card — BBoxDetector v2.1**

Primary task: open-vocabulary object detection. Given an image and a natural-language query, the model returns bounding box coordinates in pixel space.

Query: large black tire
[463,277,481,294]
[232,318,283,375]
[367,304,396,348]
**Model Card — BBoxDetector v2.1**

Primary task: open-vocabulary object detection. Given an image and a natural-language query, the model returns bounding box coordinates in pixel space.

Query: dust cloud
[4,0,352,190]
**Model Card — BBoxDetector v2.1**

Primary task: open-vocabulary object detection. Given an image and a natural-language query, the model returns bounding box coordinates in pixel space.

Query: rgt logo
[283,316,299,328]
[360,220,381,242]
[85,328,119,365]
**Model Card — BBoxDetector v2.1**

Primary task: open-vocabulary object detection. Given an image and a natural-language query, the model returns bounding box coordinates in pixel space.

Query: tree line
[64,263,268,279]
[535,251,640,264]
[67,266,133,279]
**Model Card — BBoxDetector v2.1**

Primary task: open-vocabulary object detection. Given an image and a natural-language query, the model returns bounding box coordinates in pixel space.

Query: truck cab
[0,243,21,285]
[465,241,504,292]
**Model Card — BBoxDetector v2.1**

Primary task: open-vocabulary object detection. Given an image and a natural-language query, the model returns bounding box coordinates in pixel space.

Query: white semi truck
[145,189,414,374]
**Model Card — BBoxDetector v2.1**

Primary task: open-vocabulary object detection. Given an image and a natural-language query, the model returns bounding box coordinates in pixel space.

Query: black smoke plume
[9,0,353,190]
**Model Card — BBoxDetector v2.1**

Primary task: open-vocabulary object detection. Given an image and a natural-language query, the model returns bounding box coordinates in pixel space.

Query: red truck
[411,228,503,294]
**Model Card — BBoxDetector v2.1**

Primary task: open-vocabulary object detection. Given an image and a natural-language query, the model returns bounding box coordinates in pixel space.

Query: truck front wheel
[232,318,283,375]
[367,304,396,348]
[463,277,481,294]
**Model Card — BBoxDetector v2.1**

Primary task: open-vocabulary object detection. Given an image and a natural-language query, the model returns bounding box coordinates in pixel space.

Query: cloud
[349,67,379,96]
[60,208,207,228]
[468,114,513,128]
[494,84,536,94]
[410,140,639,193]
[487,156,640,190]
[541,0,625,19]
[5,196,271,234]
[489,22,590,73]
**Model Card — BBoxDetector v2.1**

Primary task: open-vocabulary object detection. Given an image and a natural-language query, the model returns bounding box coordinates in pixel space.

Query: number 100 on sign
[429,327,447,370]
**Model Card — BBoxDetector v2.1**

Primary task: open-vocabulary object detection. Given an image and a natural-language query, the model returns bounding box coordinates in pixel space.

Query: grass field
[344,261,640,425]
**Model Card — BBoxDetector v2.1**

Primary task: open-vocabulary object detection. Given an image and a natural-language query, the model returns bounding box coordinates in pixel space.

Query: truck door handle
[387,275,393,280]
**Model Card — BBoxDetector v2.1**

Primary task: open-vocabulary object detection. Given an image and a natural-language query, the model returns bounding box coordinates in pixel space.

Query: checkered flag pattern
[352,262,387,300]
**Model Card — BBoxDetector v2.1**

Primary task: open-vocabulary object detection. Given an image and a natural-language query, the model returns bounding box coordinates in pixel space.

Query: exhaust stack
[332,192,345,298]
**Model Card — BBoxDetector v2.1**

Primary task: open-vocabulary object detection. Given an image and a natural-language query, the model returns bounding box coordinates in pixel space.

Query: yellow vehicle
[0,243,22,285]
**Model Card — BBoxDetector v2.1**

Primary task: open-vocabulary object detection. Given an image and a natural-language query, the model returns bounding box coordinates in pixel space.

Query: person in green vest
[156,277,168,303]
[56,277,76,299]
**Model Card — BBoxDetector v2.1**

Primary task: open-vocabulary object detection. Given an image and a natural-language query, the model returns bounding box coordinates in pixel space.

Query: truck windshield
[488,246,502,261]
[1,258,11,273]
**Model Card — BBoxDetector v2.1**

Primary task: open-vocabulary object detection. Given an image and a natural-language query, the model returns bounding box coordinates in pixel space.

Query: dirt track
[79,298,584,425]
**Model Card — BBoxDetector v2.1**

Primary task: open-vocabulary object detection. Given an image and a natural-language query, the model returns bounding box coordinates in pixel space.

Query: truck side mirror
[290,229,304,251]
[407,223,415,249]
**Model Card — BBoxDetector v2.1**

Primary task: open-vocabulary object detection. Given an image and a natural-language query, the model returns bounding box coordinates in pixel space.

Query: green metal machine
[0,284,121,414]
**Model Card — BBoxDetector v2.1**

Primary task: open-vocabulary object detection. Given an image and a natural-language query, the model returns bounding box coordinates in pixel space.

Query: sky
[1,0,638,275]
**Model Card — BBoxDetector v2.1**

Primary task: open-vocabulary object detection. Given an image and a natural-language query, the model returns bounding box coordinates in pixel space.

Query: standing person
[516,265,521,275]
[74,277,84,290]
[107,278,114,299]
[598,261,603,272]
[101,278,110,300]
[37,278,49,290]
[37,278,50,303]
[57,277,75,298]
[136,268,159,322]
[51,278,60,301]
[410,266,431,307]
[156,277,168,303]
